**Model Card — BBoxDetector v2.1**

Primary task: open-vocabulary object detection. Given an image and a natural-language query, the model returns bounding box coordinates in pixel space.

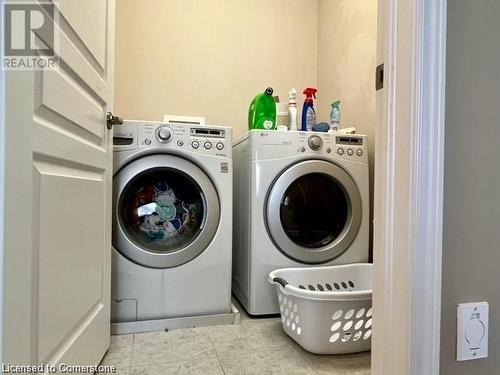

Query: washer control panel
[114,120,231,157]
[249,130,367,163]
[335,135,364,159]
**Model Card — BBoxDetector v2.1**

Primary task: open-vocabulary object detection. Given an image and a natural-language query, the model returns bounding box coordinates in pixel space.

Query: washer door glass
[113,154,220,269]
[118,167,204,253]
[266,160,362,264]
[280,173,348,248]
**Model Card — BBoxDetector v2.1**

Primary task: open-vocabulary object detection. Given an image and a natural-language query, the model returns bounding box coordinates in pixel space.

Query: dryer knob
[308,135,323,151]
[156,126,172,143]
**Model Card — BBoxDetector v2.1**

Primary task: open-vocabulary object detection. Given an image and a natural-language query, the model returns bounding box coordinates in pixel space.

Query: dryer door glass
[118,167,204,253]
[280,173,348,248]
[266,159,362,264]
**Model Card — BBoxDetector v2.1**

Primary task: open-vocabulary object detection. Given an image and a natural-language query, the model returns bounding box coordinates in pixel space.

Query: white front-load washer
[233,130,369,315]
[111,120,232,323]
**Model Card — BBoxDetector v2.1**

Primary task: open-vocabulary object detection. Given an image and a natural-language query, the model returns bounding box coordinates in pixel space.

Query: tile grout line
[207,331,227,375]
[123,323,366,375]
[290,344,321,373]
[127,334,136,374]
[277,331,322,375]
[128,329,229,373]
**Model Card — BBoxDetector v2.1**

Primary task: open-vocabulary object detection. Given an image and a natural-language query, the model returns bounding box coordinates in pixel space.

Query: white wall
[115,0,318,140]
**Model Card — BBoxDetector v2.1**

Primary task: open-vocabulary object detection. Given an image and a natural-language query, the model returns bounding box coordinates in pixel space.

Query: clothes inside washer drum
[118,167,205,253]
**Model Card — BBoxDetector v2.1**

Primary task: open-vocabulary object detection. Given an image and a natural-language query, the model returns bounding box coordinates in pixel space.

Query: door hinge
[107,112,123,129]
[376,64,384,90]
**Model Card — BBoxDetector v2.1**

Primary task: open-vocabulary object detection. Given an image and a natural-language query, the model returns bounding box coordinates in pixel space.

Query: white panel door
[3,0,115,369]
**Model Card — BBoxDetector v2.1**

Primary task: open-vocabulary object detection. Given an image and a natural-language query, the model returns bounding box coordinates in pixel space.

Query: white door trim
[372,0,447,374]
[0,0,5,366]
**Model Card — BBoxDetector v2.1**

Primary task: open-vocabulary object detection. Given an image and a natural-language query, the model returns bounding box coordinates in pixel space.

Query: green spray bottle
[248,87,277,130]
[330,100,341,131]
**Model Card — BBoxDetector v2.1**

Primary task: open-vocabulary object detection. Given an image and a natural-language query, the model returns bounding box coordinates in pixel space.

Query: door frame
[0,1,5,366]
[372,0,447,374]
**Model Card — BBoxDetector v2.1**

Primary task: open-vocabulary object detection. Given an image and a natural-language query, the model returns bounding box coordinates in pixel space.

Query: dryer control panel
[248,130,367,163]
[113,120,231,157]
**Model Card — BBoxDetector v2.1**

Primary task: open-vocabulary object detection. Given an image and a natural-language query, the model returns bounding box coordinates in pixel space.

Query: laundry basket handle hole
[273,277,289,288]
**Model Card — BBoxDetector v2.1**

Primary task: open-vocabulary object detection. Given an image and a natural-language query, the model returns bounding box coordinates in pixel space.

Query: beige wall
[115,0,377,143]
[115,0,318,140]
[317,0,377,142]
[317,0,377,250]
[441,1,500,373]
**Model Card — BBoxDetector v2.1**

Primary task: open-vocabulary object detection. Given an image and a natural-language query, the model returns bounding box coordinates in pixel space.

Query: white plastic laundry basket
[268,263,372,355]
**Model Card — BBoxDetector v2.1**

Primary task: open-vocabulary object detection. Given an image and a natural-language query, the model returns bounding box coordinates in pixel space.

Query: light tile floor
[101,303,371,375]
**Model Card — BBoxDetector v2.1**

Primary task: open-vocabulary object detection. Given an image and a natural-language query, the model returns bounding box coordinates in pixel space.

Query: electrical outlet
[457,302,488,361]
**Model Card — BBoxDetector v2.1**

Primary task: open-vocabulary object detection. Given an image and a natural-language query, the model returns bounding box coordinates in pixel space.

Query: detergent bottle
[248,87,277,130]
[301,87,318,131]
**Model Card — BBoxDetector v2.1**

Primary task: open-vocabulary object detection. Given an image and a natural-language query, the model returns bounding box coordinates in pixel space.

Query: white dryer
[233,130,369,315]
[111,120,232,323]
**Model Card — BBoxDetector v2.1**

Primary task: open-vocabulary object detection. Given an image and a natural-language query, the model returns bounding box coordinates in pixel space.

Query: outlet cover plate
[457,302,488,361]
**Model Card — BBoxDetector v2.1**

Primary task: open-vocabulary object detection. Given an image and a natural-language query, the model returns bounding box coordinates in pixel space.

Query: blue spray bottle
[301,87,318,131]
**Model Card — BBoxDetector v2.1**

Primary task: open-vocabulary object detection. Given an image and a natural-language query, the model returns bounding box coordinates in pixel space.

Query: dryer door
[113,154,220,268]
[266,160,362,263]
